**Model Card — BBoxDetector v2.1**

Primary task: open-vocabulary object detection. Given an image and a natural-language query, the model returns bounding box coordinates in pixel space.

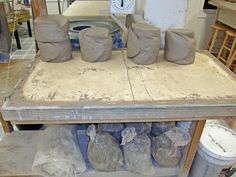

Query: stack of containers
[34,15,72,62]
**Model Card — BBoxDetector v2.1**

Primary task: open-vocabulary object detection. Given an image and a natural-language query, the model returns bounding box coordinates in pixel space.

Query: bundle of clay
[87,125,124,172]
[151,127,191,167]
[121,127,155,175]
[127,23,160,65]
[164,29,196,65]
[34,15,72,62]
[32,125,87,177]
[79,27,112,62]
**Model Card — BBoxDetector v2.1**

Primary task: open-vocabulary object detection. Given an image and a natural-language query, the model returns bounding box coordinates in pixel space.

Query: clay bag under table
[164,28,196,65]
[32,125,87,177]
[79,27,112,62]
[34,15,69,43]
[127,23,160,65]
[86,125,124,172]
[38,40,72,62]
[121,127,155,175]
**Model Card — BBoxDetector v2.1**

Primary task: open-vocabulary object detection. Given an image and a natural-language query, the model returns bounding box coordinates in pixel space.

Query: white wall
[143,0,188,48]
[185,0,216,49]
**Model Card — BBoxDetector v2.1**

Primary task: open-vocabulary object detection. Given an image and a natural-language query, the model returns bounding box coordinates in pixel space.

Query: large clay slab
[164,29,196,65]
[34,15,69,43]
[127,23,160,65]
[79,27,112,62]
[38,40,72,63]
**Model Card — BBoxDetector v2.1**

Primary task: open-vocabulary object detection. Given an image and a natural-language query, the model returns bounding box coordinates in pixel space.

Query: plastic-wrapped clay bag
[151,134,181,167]
[127,23,160,65]
[34,15,69,43]
[164,127,191,147]
[98,123,124,141]
[151,122,176,136]
[32,125,87,177]
[125,123,152,135]
[164,28,196,65]
[34,15,72,63]
[151,127,191,167]
[38,40,72,63]
[79,27,112,62]
[121,127,155,175]
[87,125,124,172]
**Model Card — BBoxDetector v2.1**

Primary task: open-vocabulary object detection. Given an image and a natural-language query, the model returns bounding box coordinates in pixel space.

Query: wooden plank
[31,0,48,18]
[21,51,236,102]
[2,51,236,122]
[0,2,11,53]
[178,120,206,177]
[0,112,13,133]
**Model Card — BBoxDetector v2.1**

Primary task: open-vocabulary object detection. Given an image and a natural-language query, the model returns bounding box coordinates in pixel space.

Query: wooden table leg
[178,120,206,177]
[0,112,13,133]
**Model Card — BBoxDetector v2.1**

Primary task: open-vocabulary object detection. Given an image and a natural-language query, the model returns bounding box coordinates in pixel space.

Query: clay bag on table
[164,28,196,65]
[121,127,155,175]
[79,27,112,62]
[127,23,160,65]
[34,15,69,43]
[32,125,87,177]
[87,125,124,172]
[38,40,72,62]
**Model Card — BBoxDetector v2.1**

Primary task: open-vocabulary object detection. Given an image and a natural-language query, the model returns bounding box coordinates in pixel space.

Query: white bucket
[189,124,236,177]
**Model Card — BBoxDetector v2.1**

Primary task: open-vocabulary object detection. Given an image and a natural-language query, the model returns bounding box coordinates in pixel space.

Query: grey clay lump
[164,28,196,65]
[79,27,112,62]
[127,23,160,65]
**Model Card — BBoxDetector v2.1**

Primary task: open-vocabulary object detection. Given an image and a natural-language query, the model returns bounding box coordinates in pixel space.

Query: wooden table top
[2,50,236,122]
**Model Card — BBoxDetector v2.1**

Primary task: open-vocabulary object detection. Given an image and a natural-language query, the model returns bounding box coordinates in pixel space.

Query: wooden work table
[1,50,236,177]
[209,0,236,29]
[2,50,236,122]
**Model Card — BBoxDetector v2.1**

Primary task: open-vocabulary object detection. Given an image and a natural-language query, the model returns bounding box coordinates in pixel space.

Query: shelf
[0,131,180,177]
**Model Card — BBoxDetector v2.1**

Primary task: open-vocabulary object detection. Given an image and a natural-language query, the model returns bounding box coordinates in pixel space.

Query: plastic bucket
[189,124,236,177]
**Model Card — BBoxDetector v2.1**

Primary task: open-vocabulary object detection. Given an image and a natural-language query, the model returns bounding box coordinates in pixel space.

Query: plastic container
[189,124,236,177]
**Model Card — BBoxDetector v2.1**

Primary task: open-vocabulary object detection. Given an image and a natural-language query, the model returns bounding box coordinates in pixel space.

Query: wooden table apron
[1,50,236,177]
